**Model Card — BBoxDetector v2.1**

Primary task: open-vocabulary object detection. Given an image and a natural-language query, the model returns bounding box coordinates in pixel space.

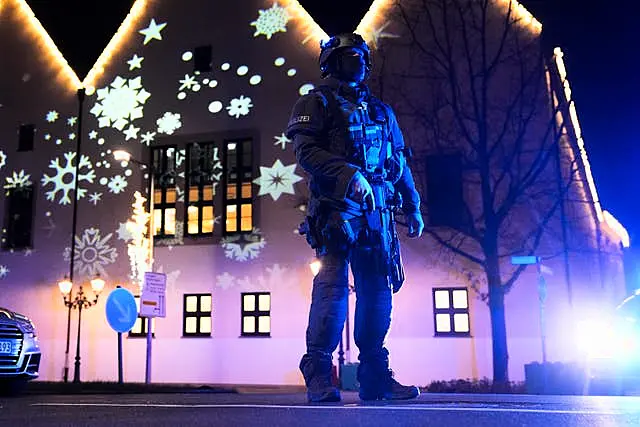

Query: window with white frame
[241,292,270,337]
[433,287,470,336]
[183,294,212,337]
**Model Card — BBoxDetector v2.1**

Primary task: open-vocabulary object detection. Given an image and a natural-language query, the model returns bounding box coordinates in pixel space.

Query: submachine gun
[364,172,406,293]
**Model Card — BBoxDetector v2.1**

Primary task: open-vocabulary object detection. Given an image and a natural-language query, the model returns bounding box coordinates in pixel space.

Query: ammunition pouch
[299,213,356,257]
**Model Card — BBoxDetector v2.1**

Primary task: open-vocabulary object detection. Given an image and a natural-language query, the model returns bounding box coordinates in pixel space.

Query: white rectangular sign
[140,272,167,318]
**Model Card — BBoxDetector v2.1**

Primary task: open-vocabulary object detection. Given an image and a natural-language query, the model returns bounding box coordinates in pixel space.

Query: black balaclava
[335,48,367,84]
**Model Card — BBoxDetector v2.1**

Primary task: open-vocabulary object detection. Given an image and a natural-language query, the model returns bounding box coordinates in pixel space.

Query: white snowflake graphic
[108,175,128,194]
[41,152,96,205]
[63,227,118,278]
[90,76,151,131]
[255,264,296,290]
[89,192,102,205]
[0,265,8,279]
[4,170,32,189]
[88,130,98,139]
[274,133,291,150]
[0,150,7,169]
[44,134,51,141]
[45,111,59,122]
[251,1,290,40]
[252,159,302,200]
[220,228,266,262]
[116,222,134,242]
[68,133,76,140]
[179,74,197,91]
[216,272,236,290]
[67,117,77,126]
[226,95,253,118]
[157,112,182,135]
[141,131,156,145]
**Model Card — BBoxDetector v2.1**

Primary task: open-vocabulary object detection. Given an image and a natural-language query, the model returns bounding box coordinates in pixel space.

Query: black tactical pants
[300,217,393,386]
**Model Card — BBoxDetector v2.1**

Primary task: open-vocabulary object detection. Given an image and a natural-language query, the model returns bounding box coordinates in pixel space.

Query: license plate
[0,341,12,354]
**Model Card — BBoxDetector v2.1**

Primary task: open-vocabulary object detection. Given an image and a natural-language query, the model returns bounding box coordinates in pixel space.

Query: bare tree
[371,0,585,384]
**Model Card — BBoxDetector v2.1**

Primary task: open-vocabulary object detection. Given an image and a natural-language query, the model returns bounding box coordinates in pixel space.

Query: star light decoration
[45,111,59,123]
[252,159,302,200]
[127,54,144,70]
[251,1,290,39]
[0,265,8,279]
[138,19,167,45]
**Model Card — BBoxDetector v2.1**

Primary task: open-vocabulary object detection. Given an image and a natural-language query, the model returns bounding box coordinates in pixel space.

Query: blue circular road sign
[105,287,138,333]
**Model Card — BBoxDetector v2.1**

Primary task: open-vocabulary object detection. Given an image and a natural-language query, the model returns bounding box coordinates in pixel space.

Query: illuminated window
[2,185,35,251]
[186,142,217,236]
[183,294,212,337]
[224,139,253,234]
[433,287,470,337]
[128,296,155,338]
[241,292,270,337]
[152,146,177,238]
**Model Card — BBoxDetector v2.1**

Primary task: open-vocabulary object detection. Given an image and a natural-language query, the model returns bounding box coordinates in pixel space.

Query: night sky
[24,0,640,243]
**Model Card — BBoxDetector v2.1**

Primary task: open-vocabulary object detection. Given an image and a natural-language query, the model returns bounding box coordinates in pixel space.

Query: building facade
[0,0,629,386]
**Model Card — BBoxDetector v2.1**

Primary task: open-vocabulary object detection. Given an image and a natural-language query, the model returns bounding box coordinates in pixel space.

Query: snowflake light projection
[89,192,102,205]
[217,264,295,292]
[116,222,134,242]
[141,131,156,145]
[251,1,290,40]
[108,175,128,194]
[63,227,118,277]
[274,133,291,150]
[0,150,6,169]
[41,152,96,205]
[45,111,59,122]
[0,265,8,279]
[253,159,302,200]
[216,272,236,290]
[226,95,253,118]
[126,192,151,289]
[220,228,266,262]
[4,170,31,189]
[157,112,182,135]
[90,76,151,131]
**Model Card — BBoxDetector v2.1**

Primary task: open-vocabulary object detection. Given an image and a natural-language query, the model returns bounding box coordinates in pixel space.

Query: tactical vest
[312,86,391,179]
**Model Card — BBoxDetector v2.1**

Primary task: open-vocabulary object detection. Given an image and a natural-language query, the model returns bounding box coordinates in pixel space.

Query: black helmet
[319,33,371,78]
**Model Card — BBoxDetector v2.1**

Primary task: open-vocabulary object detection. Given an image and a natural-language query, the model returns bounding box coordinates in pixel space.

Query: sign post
[511,255,550,364]
[105,286,138,384]
[140,272,166,384]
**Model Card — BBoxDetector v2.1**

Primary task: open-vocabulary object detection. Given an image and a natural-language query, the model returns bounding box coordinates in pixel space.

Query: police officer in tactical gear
[286,33,425,402]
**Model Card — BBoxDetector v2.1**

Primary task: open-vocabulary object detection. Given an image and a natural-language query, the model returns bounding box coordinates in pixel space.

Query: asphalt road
[2,392,640,426]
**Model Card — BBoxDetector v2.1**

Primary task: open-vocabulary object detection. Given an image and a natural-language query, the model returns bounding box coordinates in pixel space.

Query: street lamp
[57,273,105,383]
[113,149,155,383]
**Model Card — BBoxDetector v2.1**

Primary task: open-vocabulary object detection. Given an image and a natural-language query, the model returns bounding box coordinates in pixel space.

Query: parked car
[0,307,41,394]
[577,292,640,395]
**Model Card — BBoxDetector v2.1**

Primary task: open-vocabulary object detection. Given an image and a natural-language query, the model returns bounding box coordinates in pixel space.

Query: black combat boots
[300,355,341,403]
[358,364,420,401]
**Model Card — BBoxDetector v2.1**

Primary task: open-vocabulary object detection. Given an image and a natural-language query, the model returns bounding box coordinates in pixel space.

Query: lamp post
[61,88,86,383]
[57,274,105,383]
[113,149,155,384]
